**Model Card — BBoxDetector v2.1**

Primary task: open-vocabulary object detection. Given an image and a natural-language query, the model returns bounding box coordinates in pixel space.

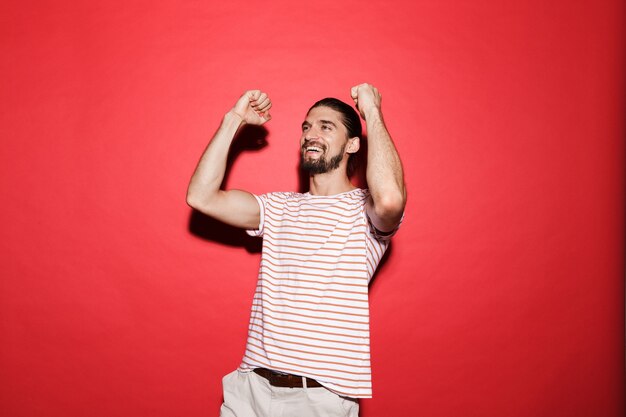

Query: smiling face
[300,106,358,175]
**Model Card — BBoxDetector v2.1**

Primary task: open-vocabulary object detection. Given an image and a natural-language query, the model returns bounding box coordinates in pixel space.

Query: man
[187,83,406,417]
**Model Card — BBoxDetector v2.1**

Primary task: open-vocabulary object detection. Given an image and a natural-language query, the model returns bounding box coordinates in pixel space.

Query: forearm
[186,111,244,208]
[365,109,406,222]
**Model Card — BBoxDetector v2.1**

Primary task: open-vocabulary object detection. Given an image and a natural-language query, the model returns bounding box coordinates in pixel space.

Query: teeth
[306,147,321,152]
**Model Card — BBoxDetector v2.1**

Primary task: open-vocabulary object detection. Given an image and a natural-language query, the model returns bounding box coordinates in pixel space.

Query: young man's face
[300,106,353,175]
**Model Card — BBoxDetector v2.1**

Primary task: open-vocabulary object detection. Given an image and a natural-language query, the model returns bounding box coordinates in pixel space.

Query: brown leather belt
[253,368,323,388]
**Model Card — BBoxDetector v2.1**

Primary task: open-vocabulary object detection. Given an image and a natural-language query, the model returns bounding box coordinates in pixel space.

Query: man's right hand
[231,90,272,125]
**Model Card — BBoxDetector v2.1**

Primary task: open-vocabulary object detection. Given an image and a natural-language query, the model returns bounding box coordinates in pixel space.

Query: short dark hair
[307,98,362,176]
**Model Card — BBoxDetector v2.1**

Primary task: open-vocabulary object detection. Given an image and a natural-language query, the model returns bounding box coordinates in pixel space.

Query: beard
[300,143,346,174]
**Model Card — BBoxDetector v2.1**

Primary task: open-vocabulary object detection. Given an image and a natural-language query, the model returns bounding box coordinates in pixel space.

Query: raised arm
[351,83,406,233]
[186,90,272,229]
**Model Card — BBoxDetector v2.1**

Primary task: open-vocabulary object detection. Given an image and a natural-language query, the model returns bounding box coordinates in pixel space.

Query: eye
[322,125,331,131]
[302,125,310,132]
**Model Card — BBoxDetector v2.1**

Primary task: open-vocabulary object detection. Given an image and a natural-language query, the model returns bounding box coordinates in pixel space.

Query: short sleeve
[365,211,404,241]
[245,194,266,237]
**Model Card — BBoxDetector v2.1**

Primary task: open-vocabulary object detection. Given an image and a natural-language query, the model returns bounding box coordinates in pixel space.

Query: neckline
[304,188,362,198]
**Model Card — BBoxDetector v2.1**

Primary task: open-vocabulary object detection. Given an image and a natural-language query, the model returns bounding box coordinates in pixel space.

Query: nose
[304,126,320,140]
[302,130,325,149]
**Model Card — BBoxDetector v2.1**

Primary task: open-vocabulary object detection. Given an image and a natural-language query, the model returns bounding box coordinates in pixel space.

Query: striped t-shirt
[239,188,397,398]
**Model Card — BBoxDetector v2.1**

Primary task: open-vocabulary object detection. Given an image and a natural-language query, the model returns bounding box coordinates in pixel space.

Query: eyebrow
[301,119,338,130]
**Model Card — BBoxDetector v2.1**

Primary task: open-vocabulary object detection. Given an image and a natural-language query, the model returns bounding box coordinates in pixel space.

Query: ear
[346,137,360,154]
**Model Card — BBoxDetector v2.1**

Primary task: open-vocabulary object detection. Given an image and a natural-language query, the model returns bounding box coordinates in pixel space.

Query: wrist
[363,107,383,122]
[224,110,246,127]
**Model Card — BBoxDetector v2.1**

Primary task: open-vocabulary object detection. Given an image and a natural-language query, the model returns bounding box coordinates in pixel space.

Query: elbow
[186,187,221,215]
[186,189,208,211]
[374,189,406,220]
[186,194,198,210]
[186,193,200,210]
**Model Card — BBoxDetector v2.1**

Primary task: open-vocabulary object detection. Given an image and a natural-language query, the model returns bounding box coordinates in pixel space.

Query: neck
[308,169,356,196]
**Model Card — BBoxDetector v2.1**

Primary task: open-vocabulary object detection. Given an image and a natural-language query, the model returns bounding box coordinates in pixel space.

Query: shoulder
[342,188,370,206]
[264,191,305,200]
[257,191,306,205]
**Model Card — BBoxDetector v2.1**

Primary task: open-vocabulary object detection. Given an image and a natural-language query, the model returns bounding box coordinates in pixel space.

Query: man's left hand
[350,83,382,120]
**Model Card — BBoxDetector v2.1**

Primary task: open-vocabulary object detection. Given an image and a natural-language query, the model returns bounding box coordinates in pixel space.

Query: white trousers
[219,370,359,417]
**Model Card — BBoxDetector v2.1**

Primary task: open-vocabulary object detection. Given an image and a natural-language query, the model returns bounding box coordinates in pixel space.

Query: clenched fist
[231,90,272,125]
[350,83,382,120]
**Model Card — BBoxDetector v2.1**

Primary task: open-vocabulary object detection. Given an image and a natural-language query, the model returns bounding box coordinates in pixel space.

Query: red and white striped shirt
[239,188,397,398]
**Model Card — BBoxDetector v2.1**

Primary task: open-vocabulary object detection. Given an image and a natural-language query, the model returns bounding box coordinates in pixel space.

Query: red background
[1,1,624,416]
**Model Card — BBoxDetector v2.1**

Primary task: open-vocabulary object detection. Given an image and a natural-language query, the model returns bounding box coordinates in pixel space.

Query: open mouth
[305,146,323,154]
[302,142,326,156]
